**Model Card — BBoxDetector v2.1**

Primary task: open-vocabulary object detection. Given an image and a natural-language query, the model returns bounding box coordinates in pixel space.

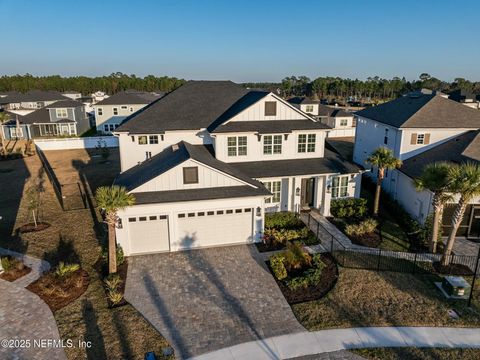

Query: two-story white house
[354,91,480,234]
[93,90,163,134]
[288,97,355,138]
[0,90,69,115]
[112,81,362,255]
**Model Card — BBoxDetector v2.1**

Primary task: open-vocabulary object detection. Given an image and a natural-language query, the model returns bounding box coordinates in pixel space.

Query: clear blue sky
[1,0,479,82]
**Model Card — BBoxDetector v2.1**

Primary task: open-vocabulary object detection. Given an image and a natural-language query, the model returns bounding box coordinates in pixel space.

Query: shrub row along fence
[304,212,480,277]
[36,147,87,211]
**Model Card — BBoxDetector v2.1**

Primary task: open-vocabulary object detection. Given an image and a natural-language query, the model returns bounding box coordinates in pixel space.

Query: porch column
[314,176,324,210]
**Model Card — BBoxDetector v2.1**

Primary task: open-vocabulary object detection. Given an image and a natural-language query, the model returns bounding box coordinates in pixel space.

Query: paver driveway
[125,245,304,359]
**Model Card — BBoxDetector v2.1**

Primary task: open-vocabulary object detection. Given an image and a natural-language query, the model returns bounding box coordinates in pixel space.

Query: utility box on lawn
[442,276,471,298]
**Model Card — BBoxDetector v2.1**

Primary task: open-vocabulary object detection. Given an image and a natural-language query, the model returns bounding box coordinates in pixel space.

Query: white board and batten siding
[132,159,246,192]
[115,196,265,255]
[34,136,118,150]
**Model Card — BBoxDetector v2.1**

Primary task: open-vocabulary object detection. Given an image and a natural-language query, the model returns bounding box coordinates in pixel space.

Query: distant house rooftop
[94,90,164,106]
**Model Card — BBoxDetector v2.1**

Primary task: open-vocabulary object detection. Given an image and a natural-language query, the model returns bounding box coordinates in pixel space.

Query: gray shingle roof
[18,109,50,124]
[400,130,480,179]
[0,90,69,104]
[94,90,163,106]
[211,120,330,133]
[231,149,361,178]
[131,186,270,205]
[287,97,318,105]
[316,104,352,118]
[46,100,84,108]
[116,81,250,134]
[114,141,268,192]
[356,94,480,128]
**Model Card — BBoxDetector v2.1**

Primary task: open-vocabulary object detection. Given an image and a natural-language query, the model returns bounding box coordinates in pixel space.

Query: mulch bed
[95,258,129,308]
[433,261,474,276]
[27,269,90,312]
[349,230,382,248]
[18,222,51,233]
[255,242,286,253]
[268,253,338,304]
[0,257,31,282]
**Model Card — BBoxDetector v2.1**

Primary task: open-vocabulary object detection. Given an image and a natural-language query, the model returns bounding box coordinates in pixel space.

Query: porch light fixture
[256,134,262,141]
[117,218,123,229]
[256,207,262,217]
[295,187,300,196]
[284,134,289,141]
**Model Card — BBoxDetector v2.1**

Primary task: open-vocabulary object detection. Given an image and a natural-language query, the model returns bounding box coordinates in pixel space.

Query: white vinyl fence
[34,136,118,150]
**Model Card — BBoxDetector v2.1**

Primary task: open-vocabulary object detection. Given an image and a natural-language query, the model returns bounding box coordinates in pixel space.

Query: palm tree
[414,162,453,253]
[366,147,402,216]
[442,163,480,265]
[95,186,135,274]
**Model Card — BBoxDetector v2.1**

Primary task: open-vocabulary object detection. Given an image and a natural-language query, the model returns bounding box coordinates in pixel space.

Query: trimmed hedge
[330,198,368,219]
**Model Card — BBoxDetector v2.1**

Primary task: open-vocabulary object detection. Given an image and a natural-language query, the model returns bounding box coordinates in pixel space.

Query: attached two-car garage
[121,205,257,255]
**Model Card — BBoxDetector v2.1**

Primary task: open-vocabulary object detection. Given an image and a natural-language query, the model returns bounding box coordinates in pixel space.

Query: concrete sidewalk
[188,327,480,360]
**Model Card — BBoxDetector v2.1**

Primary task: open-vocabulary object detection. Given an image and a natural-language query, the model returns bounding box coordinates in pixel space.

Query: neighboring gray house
[0,90,69,113]
[1,100,90,140]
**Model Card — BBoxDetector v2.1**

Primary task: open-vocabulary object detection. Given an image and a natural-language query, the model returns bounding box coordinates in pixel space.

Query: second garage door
[128,215,170,254]
[177,207,253,249]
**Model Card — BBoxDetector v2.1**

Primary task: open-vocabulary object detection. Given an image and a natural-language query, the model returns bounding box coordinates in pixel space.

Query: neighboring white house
[353,91,480,234]
[288,97,355,137]
[112,81,362,255]
[448,89,480,110]
[93,90,163,134]
[61,91,82,100]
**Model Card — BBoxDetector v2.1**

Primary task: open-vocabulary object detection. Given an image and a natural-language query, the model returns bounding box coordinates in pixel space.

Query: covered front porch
[260,172,362,216]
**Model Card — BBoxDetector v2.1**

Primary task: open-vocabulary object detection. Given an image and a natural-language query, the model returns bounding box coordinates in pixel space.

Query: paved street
[125,245,304,359]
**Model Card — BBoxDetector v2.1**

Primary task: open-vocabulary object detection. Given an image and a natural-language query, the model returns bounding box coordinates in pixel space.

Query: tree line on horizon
[245,74,480,103]
[0,72,186,95]
[0,72,479,102]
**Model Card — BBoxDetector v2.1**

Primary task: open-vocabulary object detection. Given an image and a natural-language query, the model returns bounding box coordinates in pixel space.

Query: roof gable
[357,94,480,129]
[114,141,265,192]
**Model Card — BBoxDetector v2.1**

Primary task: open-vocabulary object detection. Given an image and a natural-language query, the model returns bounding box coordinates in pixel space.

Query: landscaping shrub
[263,227,309,247]
[104,274,122,292]
[108,290,123,305]
[330,198,368,219]
[101,246,125,266]
[345,218,378,237]
[286,254,326,290]
[54,262,80,278]
[270,253,288,280]
[1,257,13,271]
[265,212,303,229]
[283,242,312,272]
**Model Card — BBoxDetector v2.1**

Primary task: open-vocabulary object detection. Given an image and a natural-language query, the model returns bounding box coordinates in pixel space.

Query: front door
[301,178,315,207]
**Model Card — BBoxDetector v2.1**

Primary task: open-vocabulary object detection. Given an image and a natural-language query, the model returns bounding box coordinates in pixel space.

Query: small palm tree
[366,147,402,216]
[95,186,135,274]
[414,162,453,253]
[442,163,480,265]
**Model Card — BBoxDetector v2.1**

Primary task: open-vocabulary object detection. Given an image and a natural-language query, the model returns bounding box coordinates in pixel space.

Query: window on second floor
[305,105,314,113]
[227,136,247,156]
[263,135,282,155]
[56,108,68,118]
[411,133,430,145]
[113,107,118,115]
[339,119,348,126]
[298,134,316,153]
[264,101,277,116]
[331,175,349,198]
[384,128,389,145]
[97,108,103,116]
[138,136,148,145]
[149,135,158,144]
[264,181,281,203]
[183,167,199,184]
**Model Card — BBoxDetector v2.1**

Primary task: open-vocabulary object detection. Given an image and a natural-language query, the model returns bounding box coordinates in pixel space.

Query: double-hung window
[97,108,103,116]
[227,136,247,156]
[138,136,148,145]
[331,176,349,198]
[298,134,316,153]
[305,105,314,112]
[265,181,281,203]
[416,134,425,144]
[339,119,348,126]
[113,107,118,115]
[149,135,158,144]
[56,108,68,118]
[263,135,282,155]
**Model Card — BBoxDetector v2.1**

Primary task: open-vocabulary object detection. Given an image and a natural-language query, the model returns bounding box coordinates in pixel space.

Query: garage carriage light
[117,218,123,229]
[256,207,261,217]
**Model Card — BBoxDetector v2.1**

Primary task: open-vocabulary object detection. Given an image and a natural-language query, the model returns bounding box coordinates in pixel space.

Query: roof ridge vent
[172,144,179,151]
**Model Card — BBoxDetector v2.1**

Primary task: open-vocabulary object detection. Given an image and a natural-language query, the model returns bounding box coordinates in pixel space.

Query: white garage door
[177,207,253,249]
[128,215,170,254]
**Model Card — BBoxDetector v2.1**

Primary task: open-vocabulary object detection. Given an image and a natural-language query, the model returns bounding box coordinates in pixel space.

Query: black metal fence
[36,147,87,211]
[304,212,480,276]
